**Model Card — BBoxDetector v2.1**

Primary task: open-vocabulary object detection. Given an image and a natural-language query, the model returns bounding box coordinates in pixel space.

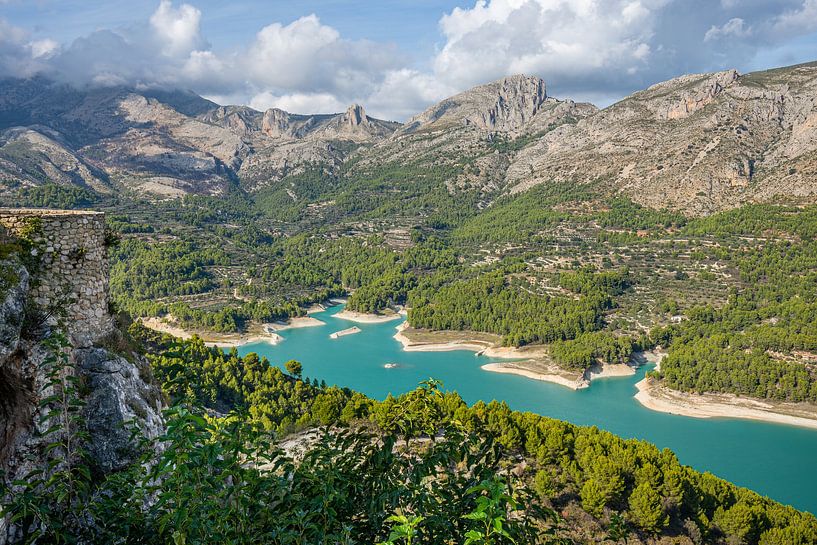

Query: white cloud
[366,69,457,121]
[28,39,59,59]
[432,0,664,99]
[0,19,54,77]
[429,0,817,104]
[770,0,817,36]
[249,91,347,114]
[246,16,340,90]
[149,0,206,56]
[3,0,817,120]
[705,18,751,41]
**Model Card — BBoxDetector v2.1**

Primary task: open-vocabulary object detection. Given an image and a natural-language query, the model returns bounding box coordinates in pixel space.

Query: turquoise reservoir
[236,305,817,515]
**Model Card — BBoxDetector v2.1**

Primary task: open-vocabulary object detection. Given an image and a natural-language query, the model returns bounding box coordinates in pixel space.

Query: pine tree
[581,479,607,518]
[628,482,668,534]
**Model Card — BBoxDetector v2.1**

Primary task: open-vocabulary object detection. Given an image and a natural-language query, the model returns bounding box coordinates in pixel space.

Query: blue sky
[2,1,817,119]
[4,1,467,57]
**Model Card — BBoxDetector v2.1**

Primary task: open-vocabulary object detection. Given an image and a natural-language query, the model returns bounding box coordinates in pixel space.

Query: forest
[651,218,817,401]
[10,166,817,404]
[88,178,817,401]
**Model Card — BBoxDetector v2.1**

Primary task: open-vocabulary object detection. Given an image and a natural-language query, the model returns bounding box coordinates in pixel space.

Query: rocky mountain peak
[344,104,368,127]
[643,69,740,120]
[398,74,549,135]
[261,107,295,138]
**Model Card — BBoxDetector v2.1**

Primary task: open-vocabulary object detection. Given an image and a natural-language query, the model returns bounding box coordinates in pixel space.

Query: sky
[1,0,817,120]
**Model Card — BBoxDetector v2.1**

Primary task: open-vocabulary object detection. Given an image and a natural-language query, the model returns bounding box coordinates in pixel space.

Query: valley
[3,59,817,544]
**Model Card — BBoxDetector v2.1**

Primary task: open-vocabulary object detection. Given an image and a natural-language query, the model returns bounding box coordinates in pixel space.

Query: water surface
[236,305,817,514]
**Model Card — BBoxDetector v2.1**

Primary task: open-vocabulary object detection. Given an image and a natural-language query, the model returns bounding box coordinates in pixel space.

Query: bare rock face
[506,62,817,214]
[647,70,739,120]
[200,106,261,137]
[344,104,367,127]
[74,347,164,473]
[259,104,398,142]
[261,108,296,139]
[234,103,400,189]
[0,258,29,468]
[399,75,549,135]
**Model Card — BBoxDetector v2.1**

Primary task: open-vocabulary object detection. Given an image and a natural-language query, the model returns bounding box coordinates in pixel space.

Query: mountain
[2,63,817,213]
[0,78,400,197]
[506,63,817,214]
[331,76,596,212]
[398,74,552,135]
[0,126,109,192]
[222,103,400,191]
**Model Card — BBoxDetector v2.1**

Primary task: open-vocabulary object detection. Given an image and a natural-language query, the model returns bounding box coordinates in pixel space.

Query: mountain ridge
[2,62,817,214]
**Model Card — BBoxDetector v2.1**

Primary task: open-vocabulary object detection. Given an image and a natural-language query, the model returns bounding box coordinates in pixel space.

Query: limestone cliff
[398,75,552,135]
[505,62,817,214]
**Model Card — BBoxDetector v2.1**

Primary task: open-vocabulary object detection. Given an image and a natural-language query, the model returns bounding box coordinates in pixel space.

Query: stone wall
[0,209,113,346]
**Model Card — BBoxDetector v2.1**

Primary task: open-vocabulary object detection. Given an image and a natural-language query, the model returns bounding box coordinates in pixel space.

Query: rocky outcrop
[506,62,817,214]
[199,105,262,138]
[399,75,550,135]
[259,104,398,141]
[647,69,739,120]
[74,347,164,473]
[0,258,29,468]
[261,108,297,138]
[344,104,367,128]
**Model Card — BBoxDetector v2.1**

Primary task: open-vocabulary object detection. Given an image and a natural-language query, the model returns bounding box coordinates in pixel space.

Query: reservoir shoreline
[145,310,817,430]
[187,303,817,512]
[394,322,817,429]
[635,376,817,430]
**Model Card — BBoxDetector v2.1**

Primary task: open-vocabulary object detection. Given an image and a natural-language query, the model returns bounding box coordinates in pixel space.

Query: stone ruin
[0,208,113,346]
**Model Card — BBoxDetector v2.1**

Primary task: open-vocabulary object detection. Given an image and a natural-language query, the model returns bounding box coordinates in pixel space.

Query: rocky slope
[3,62,817,213]
[398,75,552,135]
[506,62,817,214]
[349,75,596,200]
[0,126,110,192]
[233,104,400,191]
[0,78,399,197]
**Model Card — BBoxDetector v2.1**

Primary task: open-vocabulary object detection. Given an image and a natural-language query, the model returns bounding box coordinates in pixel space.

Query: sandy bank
[206,333,282,349]
[394,324,587,389]
[140,317,283,348]
[141,314,325,348]
[335,309,402,323]
[481,362,582,390]
[141,317,193,340]
[634,377,817,430]
[393,322,496,353]
[267,316,326,331]
[330,326,361,339]
[632,349,667,371]
[586,362,638,380]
